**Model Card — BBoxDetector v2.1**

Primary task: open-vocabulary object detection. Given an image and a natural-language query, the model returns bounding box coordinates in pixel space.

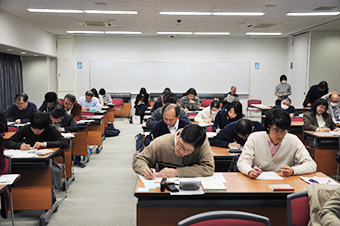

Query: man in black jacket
[48,107,78,132]
[303,81,328,107]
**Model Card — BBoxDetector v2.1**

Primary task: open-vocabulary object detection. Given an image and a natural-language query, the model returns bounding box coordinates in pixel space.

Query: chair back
[59,99,64,104]
[201,99,213,107]
[287,191,309,226]
[7,127,17,132]
[206,126,213,132]
[187,112,198,117]
[247,99,261,107]
[112,98,123,106]
[4,156,11,174]
[178,210,271,226]
[82,112,94,116]
[291,117,303,122]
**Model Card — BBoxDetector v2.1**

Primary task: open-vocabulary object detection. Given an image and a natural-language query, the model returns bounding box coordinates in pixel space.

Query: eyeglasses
[271,129,288,135]
[64,102,73,106]
[176,138,193,156]
[15,102,25,106]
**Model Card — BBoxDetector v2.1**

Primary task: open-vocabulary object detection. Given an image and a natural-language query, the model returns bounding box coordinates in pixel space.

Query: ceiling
[1,0,340,55]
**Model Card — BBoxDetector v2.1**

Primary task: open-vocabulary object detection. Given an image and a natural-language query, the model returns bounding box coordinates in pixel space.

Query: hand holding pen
[20,143,31,150]
[143,163,156,180]
[248,165,262,179]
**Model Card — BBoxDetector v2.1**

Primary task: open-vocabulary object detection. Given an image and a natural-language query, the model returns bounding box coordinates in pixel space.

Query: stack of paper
[256,172,284,180]
[201,181,226,191]
[4,149,38,158]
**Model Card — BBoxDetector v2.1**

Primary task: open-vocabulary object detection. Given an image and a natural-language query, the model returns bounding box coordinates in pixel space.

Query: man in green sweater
[133,124,214,179]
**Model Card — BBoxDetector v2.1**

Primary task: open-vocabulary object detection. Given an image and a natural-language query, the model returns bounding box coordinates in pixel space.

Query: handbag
[135,103,146,115]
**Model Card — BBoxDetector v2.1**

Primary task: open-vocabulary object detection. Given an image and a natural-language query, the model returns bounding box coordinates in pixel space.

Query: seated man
[60,94,83,122]
[272,98,298,117]
[99,88,112,103]
[144,104,190,146]
[237,108,316,179]
[48,107,78,132]
[317,186,340,225]
[4,92,38,123]
[321,91,340,123]
[0,111,7,133]
[221,86,239,109]
[146,92,190,129]
[151,88,171,112]
[210,118,265,148]
[78,90,101,111]
[133,124,214,179]
[39,91,60,112]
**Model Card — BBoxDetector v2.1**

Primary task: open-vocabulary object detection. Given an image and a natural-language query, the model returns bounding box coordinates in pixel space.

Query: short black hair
[85,90,94,97]
[264,108,291,134]
[311,98,329,117]
[30,112,50,130]
[15,93,28,102]
[227,101,243,120]
[64,94,76,103]
[99,88,106,95]
[234,119,253,137]
[210,100,220,109]
[50,107,66,119]
[231,86,236,90]
[91,88,99,98]
[162,87,171,94]
[163,92,177,104]
[318,81,328,90]
[181,124,206,149]
[186,88,197,96]
[280,74,287,82]
[44,92,58,103]
[162,103,180,117]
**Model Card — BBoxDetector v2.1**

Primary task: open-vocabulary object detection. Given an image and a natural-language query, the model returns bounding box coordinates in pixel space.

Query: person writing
[133,124,214,179]
[194,100,220,123]
[221,86,239,109]
[179,88,200,112]
[212,101,243,133]
[237,108,317,179]
[303,81,328,107]
[78,90,101,111]
[60,94,83,122]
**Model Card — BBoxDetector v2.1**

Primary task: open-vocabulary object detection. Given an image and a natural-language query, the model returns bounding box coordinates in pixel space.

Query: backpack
[135,133,143,152]
[105,124,120,137]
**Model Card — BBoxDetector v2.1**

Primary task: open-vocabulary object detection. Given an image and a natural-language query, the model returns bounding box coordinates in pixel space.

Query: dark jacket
[222,92,239,109]
[0,112,7,133]
[212,109,239,132]
[39,99,61,112]
[61,102,83,122]
[272,105,299,116]
[0,135,9,218]
[144,118,190,146]
[47,112,78,132]
[303,84,328,107]
[4,102,38,123]
[303,112,337,131]
[5,124,69,150]
[151,101,162,113]
[146,107,190,129]
[134,93,149,108]
[210,121,265,148]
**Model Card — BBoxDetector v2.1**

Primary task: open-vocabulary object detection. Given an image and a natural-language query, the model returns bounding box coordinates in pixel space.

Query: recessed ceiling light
[286,12,340,16]
[34,54,38,56]
[213,12,264,16]
[159,12,212,16]
[246,32,282,36]
[194,32,230,35]
[84,10,138,14]
[66,31,104,34]
[6,49,12,51]
[157,32,193,35]
[21,52,26,54]
[105,31,142,34]
[27,9,83,13]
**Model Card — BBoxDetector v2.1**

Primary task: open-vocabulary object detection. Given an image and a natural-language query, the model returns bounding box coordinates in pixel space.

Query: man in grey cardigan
[133,124,214,179]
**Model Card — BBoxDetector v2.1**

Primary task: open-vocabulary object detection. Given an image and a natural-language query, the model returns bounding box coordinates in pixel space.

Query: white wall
[309,31,340,92]
[0,9,56,57]
[71,35,290,112]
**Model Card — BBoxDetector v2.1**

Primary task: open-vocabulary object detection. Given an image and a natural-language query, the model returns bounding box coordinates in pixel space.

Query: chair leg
[337,164,339,181]
[9,188,14,226]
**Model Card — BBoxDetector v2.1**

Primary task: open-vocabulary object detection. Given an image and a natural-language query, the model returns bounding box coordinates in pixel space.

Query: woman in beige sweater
[237,108,316,179]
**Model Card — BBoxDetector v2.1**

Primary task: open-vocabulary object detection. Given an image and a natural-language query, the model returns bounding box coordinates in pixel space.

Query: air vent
[79,21,115,27]
[244,23,282,29]
[314,6,337,11]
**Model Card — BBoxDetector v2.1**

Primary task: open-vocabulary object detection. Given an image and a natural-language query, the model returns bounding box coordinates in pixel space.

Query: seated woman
[194,100,220,123]
[212,101,243,133]
[179,88,200,112]
[237,108,316,179]
[303,98,340,146]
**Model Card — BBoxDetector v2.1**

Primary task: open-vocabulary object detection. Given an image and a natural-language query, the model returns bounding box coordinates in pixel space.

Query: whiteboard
[90,61,250,94]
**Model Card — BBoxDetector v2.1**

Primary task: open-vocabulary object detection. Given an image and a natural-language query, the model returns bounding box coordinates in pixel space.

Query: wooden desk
[304,131,339,175]
[95,109,108,127]
[211,146,234,172]
[104,104,115,123]
[85,115,104,153]
[290,120,304,141]
[73,125,90,167]
[135,172,327,226]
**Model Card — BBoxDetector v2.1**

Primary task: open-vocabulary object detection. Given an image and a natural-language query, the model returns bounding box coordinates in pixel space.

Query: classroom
[1,0,340,225]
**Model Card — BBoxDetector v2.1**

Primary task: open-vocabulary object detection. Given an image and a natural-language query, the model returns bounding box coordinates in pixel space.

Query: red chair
[7,127,17,133]
[59,99,64,104]
[112,99,123,121]
[291,117,303,122]
[206,126,213,132]
[201,99,213,107]
[178,210,271,226]
[247,99,262,118]
[287,191,309,226]
[3,156,15,224]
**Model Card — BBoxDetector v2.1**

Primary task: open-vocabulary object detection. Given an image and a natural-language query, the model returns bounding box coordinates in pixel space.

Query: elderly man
[133,124,214,179]
[322,91,340,123]
[4,92,38,123]
[60,94,83,121]
[78,90,101,111]
[144,104,190,146]
[222,86,239,109]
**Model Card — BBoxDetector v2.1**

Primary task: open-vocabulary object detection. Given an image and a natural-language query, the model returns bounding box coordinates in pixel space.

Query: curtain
[0,53,23,112]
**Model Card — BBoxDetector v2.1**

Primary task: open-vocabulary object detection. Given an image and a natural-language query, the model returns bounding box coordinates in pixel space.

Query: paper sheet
[4,149,38,158]
[61,133,75,138]
[300,176,340,185]
[0,174,19,185]
[256,172,284,180]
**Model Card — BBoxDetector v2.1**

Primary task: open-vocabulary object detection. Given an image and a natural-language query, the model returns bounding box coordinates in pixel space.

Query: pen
[254,165,261,174]
[147,163,155,179]
[151,134,154,140]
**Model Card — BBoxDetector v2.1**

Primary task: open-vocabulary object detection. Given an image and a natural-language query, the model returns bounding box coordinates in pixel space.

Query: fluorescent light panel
[159,12,212,16]
[194,32,230,35]
[213,12,264,16]
[84,10,138,14]
[246,32,282,36]
[67,31,104,34]
[159,12,264,16]
[105,31,142,34]
[27,9,83,13]
[286,12,340,16]
[157,32,193,35]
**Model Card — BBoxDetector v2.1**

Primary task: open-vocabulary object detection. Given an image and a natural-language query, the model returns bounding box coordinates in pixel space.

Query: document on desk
[198,122,214,127]
[61,133,75,138]
[300,176,340,185]
[0,174,19,185]
[76,119,95,124]
[256,172,284,180]
[315,131,340,136]
[4,149,38,158]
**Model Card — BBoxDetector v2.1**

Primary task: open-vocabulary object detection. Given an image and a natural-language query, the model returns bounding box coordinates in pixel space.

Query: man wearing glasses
[237,108,316,179]
[60,94,83,121]
[4,92,38,123]
[133,124,214,179]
